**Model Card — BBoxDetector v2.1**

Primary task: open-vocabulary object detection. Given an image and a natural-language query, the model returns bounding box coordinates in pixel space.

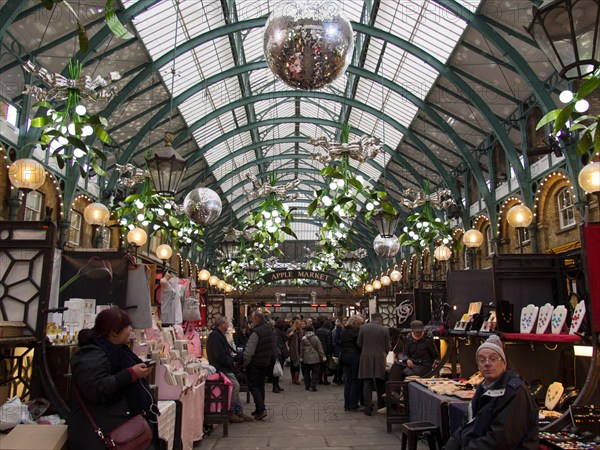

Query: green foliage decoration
[537,68,600,156]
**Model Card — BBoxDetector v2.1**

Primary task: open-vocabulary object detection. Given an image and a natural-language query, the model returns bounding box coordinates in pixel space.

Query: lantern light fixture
[146,132,188,197]
[209,275,219,286]
[381,275,391,286]
[372,279,382,290]
[527,0,600,80]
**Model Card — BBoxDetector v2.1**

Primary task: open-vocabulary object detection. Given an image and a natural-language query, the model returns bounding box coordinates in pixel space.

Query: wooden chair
[386,380,410,432]
[203,378,230,437]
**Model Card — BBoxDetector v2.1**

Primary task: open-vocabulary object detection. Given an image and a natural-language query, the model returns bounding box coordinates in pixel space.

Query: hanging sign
[260,270,349,288]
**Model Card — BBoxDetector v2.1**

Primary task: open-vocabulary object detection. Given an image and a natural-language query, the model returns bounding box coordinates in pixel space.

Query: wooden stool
[401,421,443,450]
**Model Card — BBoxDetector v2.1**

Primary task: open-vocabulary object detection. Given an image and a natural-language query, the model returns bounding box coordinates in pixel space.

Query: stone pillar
[58,220,71,248]
[7,195,21,220]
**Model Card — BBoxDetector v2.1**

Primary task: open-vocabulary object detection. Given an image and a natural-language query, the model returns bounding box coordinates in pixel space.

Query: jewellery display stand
[551,305,568,335]
[536,303,554,334]
[545,381,564,411]
[569,301,586,335]
[520,304,539,334]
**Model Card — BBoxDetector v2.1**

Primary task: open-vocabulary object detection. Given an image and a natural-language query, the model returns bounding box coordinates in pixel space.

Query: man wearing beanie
[399,320,439,379]
[443,335,538,450]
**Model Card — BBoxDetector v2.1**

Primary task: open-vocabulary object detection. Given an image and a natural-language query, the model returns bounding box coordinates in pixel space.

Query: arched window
[24,191,43,221]
[557,187,575,229]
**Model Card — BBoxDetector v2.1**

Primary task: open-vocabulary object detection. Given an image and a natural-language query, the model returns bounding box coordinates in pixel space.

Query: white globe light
[156,244,173,261]
[575,99,589,113]
[559,90,573,103]
[127,227,147,246]
[75,105,87,116]
[82,125,94,136]
[137,213,145,221]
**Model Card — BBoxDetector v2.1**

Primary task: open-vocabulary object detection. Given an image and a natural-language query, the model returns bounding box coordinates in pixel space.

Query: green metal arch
[173,92,459,198]
[181,129,422,196]
[350,21,526,218]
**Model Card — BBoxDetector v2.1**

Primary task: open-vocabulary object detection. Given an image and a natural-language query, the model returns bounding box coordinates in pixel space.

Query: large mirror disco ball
[183,188,222,226]
[373,234,400,258]
[263,1,354,90]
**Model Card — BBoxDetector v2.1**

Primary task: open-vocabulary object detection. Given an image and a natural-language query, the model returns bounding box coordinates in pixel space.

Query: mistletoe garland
[397,182,457,253]
[28,59,112,177]
[111,180,205,252]
[217,172,297,290]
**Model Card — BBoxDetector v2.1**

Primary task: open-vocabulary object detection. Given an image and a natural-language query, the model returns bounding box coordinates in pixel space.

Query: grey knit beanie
[476,335,506,362]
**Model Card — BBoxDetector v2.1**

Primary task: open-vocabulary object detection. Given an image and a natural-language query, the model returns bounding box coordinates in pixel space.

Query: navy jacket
[443,369,539,450]
[207,328,236,373]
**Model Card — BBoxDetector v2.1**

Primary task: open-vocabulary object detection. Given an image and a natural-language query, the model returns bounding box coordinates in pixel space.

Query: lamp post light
[506,204,534,254]
[156,244,173,274]
[462,229,484,269]
[434,243,452,279]
[579,161,600,204]
[199,269,211,282]
[8,158,46,218]
[527,0,600,80]
[83,202,110,248]
[126,227,147,260]
[372,279,382,291]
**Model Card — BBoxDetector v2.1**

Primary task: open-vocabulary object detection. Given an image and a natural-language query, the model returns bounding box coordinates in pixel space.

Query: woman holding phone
[68,307,158,450]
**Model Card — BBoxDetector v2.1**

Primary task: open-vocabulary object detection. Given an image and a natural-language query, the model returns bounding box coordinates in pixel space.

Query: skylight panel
[243,28,266,63]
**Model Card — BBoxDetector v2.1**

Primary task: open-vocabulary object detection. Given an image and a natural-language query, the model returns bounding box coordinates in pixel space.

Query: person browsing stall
[443,334,538,450]
[206,315,254,423]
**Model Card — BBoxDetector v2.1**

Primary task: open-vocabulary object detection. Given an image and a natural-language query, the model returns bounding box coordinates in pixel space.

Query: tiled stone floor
[195,377,430,449]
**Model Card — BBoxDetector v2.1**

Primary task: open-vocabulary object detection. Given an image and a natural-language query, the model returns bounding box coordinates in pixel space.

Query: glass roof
[123,0,480,225]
